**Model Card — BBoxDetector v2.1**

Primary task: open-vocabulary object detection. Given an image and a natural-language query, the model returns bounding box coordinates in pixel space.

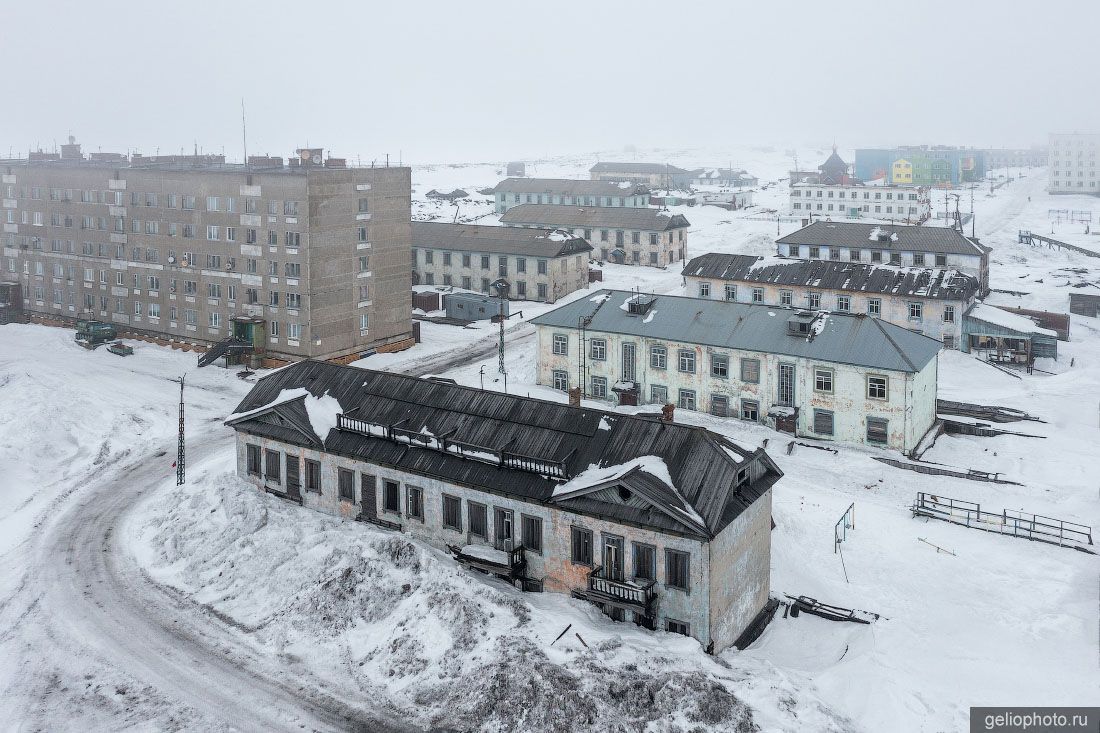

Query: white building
[775,221,990,296]
[492,178,650,214]
[682,253,979,350]
[1048,133,1100,195]
[531,290,942,455]
[226,361,783,654]
[789,183,931,223]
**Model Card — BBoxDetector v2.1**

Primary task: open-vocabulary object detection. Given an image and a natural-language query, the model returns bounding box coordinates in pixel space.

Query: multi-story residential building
[410,222,592,303]
[589,162,691,189]
[0,141,413,361]
[982,147,1047,169]
[1048,133,1099,195]
[492,178,650,214]
[228,361,783,653]
[775,221,990,296]
[789,182,931,223]
[682,253,979,349]
[499,204,689,267]
[854,146,986,187]
[531,290,941,454]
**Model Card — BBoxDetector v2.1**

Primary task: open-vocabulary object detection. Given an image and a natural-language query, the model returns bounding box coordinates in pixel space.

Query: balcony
[449,543,527,582]
[586,566,658,617]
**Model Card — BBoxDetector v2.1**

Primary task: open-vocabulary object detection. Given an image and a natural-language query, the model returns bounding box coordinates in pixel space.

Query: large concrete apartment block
[0,143,413,361]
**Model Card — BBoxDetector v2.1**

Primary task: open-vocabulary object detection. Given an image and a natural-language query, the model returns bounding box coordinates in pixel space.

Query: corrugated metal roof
[227,362,780,539]
[492,178,650,197]
[499,204,689,231]
[530,290,942,373]
[777,221,987,256]
[589,162,690,175]
[682,253,979,301]
[411,222,591,258]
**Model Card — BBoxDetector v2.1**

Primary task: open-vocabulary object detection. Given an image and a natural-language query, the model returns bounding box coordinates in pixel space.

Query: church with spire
[817,144,853,185]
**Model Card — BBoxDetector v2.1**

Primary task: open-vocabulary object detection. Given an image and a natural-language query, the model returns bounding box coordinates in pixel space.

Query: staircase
[197,337,253,368]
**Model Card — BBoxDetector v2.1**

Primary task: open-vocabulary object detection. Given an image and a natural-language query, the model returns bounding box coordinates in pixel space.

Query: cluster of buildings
[789,148,931,223]
[853,146,986,187]
[589,162,756,190]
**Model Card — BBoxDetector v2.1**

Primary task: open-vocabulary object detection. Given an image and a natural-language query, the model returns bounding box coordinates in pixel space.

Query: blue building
[854,147,986,187]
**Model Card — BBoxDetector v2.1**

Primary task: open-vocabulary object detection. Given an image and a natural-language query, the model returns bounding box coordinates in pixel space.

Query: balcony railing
[449,543,527,581]
[586,566,658,615]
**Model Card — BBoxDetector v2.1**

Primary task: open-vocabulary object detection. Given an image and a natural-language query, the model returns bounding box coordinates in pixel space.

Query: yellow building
[891,158,913,184]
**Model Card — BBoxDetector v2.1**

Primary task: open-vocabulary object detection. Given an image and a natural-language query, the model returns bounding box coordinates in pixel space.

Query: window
[710,354,728,378]
[724,284,736,301]
[677,350,695,373]
[867,375,888,400]
[650,385,668,404]
[468,501,488,538]
[552,333,568,355]
[837,295,850,312]
[383,480,400,512]
[206,196,219,211]
[522,515,543,554]
[710,395,729,417]
[537,283,547,299]
[442,495,462,531]
[665,549,690,590]
[650,345,667,369]
[740,358,760,383]
[813,409,834,435]
[591,376,608,399]
[305,459,321,493]
[677,389,696,411]
[943,305,956,323]
[808,292,821,309]
[814,367,834,393]
[589,338,606,360]
[779,290,792,307]
[358,197,369,213]
[285,262,301,278]
[867,298,881,316]
[571,526,593,565]
[698,282,710,297]
[935,254,947,267]
[666,619,690,636]
[209,312,221,329]
[246,444,261,475]
[207,225,219,241]
[890,253,901,265]
[913,253,925,266]
[338,468,354,501]
[632,543,656,580]
[752,288,764,303]
[552,370,568,391]
[358,226,368,242]
[741,399,759,421]
[866,417,889,444]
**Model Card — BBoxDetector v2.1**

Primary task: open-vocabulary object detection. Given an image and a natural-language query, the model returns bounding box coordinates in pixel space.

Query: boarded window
[571,526,593,565]
[632,543,656,580]
[867,417,889,444]
[468,501,488,538]
[710,395,729,417]
[813,409,834,436]
[305,459,321,493]
[338,468,354,501]
[443,494,462,531]
[264,450,281,481]
[285,455,300,491]
[406,486,424,521]
[246,444,261,475]
[383,480,400,512]
[740,358,760,383]
[522,514,543,554]
[665,549,690,591]
[741,399,759,421]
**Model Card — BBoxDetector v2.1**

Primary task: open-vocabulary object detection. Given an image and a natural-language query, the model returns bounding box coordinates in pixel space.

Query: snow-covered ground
[1,148,1098,732]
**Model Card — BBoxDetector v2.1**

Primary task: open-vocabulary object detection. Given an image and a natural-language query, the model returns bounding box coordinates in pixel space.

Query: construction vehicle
[75,320,118,348]
[106,341,134,356]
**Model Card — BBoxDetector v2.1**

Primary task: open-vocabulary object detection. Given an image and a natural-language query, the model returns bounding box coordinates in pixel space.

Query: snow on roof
[868,226,898,242]
[968,303,1057,336]
[226,387,344,442]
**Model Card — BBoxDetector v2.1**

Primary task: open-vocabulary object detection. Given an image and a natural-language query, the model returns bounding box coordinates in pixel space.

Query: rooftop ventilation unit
[626,295,656,315]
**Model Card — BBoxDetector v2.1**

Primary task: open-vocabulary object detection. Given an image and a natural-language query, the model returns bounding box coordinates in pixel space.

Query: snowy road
[23,436,408,732]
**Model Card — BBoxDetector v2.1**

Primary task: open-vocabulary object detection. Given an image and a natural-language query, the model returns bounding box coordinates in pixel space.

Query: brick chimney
[568,387,581,407]
[661,403,675,422]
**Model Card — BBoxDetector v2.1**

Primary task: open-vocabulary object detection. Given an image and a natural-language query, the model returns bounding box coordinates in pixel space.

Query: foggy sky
[2,0,1096,164]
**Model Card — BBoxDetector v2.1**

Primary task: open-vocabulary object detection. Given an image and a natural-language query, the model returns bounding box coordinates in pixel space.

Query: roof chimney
[568,387,581,407]
[661,403,675,422]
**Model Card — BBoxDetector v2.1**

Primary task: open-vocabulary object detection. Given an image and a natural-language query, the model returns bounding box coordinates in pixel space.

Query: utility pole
[174,375,186,485]
[970,185,976,238]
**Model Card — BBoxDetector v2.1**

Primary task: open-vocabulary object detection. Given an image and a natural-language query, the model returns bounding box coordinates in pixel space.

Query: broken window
[265,450,281,482]
[665,550,690,591]
[442,494,462,531]
[522,515,543,555]
[867,417,889,444]
[813,409,834,436]
[571,526,593,565]
[383,480,400,512]
[406,486,424,521]
[246,444,261,475]
[468,501,488,539]
[305,459,321,493]
[338,468,354,501]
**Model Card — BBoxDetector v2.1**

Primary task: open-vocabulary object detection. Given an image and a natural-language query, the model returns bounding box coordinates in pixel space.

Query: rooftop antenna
[242,98,249,170]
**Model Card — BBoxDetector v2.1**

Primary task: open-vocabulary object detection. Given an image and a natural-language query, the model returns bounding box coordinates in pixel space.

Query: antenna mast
[241,99,249,170]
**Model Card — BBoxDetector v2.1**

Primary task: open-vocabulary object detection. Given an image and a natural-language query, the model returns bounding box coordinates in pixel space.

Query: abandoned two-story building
[682,253,980,349]
[776,221,990,296]
[499,204,689,267]
[530,290,942,454]
[226,361,782,653]
[492,178,650,214]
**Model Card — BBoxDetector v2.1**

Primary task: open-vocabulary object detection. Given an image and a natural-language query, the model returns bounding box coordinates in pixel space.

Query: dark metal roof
[226,362,780,539]
[411,222,592,258]
[499,204,689,231]
[682,253,979,301]
[530,289,942,373]
[589,162,690,175]
[493,178,650,197]
[777,221,987,257]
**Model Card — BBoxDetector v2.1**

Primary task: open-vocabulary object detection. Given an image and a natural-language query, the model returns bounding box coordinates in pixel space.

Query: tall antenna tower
[241,99,249,170]
[174,375,186,485]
